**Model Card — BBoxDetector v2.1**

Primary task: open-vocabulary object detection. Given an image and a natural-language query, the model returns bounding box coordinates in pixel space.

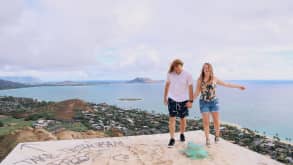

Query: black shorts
[168,98,189,118]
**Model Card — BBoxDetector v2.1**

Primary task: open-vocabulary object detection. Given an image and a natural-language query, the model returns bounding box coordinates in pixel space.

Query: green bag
[181,142,208,159]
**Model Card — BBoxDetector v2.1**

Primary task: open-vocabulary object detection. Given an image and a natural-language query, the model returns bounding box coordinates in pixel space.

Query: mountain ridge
[0,76,41,84]
[0,79,30,90]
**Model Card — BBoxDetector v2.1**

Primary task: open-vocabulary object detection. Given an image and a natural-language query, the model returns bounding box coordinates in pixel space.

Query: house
[33,119,55,128]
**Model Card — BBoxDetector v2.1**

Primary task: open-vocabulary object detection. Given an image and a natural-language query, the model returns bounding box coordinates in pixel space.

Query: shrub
[0,121,4,127]
[25,112,54,121]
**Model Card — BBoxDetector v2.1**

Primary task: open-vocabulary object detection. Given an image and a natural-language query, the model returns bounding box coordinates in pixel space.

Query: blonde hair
[168,59,183,73]
[200,63,214,83]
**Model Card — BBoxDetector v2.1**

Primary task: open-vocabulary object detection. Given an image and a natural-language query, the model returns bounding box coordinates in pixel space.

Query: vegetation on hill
[48,99,94,120]
[0,97,92,121]
[0,117,33,136]
[0,79,30,90]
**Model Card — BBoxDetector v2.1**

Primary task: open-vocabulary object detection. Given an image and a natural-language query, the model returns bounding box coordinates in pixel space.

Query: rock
[55,130,75,140]
[55,130,105,140]
[0,127,57,161]
[86,130,96,135]
[23,126,33,131]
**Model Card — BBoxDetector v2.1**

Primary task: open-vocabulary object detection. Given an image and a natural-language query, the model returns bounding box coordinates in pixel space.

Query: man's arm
[186,84,193,108]
[188,84,193,101]
[193,79,201,99]
[164,81,170,105]
[186,72,194,108]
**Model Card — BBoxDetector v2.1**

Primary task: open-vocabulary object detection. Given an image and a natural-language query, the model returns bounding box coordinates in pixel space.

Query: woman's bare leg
[202,112,210,140]
[211,112,220,137]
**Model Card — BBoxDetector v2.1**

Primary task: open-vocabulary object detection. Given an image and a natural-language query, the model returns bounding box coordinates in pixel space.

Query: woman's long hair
[168,59,183,73]
[200,63,214,83]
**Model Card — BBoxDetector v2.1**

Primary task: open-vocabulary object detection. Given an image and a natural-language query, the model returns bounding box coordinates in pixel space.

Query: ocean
[0,80,292,140]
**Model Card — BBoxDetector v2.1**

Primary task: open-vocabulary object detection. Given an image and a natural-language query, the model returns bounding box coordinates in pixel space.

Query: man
[164,59,193,147]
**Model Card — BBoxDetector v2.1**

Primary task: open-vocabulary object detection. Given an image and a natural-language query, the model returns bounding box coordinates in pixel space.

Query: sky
[0,0,293,81]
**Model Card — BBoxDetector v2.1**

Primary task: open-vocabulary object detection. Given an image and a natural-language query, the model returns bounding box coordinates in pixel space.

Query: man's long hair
[168,59,183,73]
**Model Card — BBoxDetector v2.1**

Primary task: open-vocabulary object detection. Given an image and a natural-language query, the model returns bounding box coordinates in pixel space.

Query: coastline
[220,121,293,145]
[0,96,292,164]
[220,120,242,129]
[1,81,293,140]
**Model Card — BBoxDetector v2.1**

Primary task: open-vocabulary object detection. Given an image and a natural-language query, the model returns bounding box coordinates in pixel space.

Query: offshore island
[118,98,143,101]
[0,96,292,164]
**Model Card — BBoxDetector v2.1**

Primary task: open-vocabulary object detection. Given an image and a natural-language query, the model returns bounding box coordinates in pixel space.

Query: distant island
[118,98,143,101]
[127,77,163,83]
[0,77,163,90]
[43,81,88,86]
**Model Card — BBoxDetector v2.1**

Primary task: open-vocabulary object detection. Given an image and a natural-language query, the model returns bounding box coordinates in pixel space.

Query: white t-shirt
[166,70,193,102]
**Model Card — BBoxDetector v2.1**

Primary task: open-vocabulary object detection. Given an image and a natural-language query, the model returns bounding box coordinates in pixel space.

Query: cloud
[0,0,293,80]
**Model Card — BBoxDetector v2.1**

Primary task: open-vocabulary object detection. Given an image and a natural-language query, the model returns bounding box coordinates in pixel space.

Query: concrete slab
[0,131,283,165]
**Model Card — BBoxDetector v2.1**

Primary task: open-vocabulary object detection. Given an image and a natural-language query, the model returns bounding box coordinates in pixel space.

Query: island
[127,77,163,83]
[118,98,143,101]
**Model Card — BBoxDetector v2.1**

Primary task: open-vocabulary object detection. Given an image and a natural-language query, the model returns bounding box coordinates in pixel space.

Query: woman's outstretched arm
[193,79,201,99]
[215,77,245,90]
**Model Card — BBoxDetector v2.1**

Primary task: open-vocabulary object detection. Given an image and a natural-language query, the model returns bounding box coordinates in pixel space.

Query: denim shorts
[199,98,219,113]
[168,98,189,118]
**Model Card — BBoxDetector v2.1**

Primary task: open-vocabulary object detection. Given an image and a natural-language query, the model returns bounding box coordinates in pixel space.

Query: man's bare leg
[169,117,176,139]
[180,117,186,134]
[179,117,187,141]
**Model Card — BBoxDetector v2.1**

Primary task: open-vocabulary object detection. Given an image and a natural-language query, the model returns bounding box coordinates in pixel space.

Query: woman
[193,63,245,146]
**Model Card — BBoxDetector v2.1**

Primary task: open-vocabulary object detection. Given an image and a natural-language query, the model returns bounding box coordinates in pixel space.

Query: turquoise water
[0,81,292,140]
